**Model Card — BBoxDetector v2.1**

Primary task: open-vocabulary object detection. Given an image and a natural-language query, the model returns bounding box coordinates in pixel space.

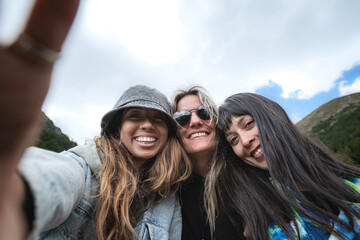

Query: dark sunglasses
[173,105,211,126]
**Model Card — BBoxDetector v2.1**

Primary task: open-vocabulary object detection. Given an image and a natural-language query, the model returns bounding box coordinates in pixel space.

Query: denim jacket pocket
[139,223,170,240]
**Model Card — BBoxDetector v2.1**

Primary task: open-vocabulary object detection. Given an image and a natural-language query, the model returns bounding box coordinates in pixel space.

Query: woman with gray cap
[5,85,191,240]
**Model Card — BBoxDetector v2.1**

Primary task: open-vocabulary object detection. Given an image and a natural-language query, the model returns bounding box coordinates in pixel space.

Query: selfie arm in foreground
[0,1,80,239]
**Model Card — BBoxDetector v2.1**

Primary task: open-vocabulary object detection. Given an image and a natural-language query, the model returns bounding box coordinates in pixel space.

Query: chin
[137,153,157,160]
[189,147,212,155]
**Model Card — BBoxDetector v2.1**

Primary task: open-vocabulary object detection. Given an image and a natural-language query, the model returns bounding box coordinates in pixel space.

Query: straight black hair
[212,93,360,239]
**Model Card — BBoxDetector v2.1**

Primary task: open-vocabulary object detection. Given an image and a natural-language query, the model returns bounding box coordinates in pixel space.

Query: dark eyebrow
[125,109,139,114]
[224,131,233,138]
[224,116,246,137]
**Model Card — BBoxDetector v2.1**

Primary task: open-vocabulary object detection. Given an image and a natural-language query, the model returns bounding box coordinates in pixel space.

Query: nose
[140,118,154,129]
[240,132,255,148]
[188,111,203,127]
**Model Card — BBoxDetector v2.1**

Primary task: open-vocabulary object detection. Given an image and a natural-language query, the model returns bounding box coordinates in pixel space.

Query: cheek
[177,128,187,140]
[119,121,136,143]
[120,120,131,130]
[119,124,126,138]
[160,127,168,140]
[232,145,244,158]
[206,121,216,132]
[157,124,169,144]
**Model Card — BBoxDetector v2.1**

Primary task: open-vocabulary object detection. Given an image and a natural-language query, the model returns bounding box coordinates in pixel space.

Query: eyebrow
[125,109,139,114]
[224,131,232,137]
[224,116,246,137]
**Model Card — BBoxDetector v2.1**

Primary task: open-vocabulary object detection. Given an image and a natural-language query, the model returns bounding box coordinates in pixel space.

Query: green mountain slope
[34,112,77,152]
[296,92,360,165]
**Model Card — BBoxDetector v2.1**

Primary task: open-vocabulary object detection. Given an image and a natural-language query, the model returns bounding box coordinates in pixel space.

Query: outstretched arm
[0,0,80,239]
[0,0,80,180]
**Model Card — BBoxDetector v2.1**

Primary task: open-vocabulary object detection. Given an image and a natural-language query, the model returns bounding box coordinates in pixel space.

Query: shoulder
[19,147,98,239]
[20,146,89,173]
[344,177,360,193]
[68,138,103,176]
[347,177,360,185]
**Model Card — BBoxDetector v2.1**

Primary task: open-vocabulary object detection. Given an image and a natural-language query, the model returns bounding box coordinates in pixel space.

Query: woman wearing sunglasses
[171,86,245,240]
[205,92,360,239]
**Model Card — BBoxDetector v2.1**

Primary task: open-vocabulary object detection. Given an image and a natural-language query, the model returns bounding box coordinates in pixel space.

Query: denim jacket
[19,139,182,240]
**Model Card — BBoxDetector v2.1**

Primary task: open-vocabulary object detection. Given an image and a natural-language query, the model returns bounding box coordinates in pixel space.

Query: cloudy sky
[1,0,360,144]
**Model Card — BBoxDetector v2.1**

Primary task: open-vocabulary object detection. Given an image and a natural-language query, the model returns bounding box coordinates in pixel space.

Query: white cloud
[44,104,109,144]
[339,78,360,96]
[172,0,360,100]
[83,0,186,65]
[2,0,360,141]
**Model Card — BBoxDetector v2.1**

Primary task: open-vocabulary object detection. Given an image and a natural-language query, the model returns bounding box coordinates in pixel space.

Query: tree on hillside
[36,129,77,153]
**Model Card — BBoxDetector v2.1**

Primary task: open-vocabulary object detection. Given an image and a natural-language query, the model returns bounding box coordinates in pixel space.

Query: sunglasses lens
[174,105,211,126]
[197,105,210,120]
[174,110,191,126]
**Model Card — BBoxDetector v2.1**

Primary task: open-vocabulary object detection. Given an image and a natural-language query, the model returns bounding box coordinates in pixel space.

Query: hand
[0,0,80,239]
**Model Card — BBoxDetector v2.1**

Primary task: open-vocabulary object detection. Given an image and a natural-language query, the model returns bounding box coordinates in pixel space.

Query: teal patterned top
[269,178,360,240]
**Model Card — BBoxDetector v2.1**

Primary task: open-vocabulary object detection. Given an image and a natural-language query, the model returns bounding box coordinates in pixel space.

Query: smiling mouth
[190,132,208,139]
[251,147,263,158]
[135,137,157,144]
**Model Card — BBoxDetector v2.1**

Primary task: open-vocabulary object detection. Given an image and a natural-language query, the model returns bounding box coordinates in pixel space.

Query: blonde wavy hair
[204,147,222,238]
[171,85,218,124]
[94,117,191,240]
[172,85,219,238]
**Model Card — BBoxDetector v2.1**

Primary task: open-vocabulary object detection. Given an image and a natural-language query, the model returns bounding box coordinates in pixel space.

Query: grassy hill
[34,112,77,152]
[296,92,360,166]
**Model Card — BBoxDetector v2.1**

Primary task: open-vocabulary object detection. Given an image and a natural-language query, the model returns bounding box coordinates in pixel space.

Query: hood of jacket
[68,138,103,178]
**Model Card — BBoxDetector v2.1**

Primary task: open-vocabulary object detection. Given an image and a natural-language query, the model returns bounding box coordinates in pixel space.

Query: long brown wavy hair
[94,111,191,240]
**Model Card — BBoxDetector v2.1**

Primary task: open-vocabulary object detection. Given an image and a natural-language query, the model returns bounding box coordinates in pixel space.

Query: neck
[133,158,147,169]
[190,151,212,176]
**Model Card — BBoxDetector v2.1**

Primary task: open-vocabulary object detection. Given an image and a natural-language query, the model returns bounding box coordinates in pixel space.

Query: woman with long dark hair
[205,92,360,239]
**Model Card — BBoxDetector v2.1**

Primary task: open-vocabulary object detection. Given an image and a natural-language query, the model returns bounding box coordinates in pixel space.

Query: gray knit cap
[101,85,177,136]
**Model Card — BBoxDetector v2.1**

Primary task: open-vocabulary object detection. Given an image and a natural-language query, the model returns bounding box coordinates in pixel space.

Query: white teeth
[190,132,207,139]
[135,137,156,143]
[252,147,262,157]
